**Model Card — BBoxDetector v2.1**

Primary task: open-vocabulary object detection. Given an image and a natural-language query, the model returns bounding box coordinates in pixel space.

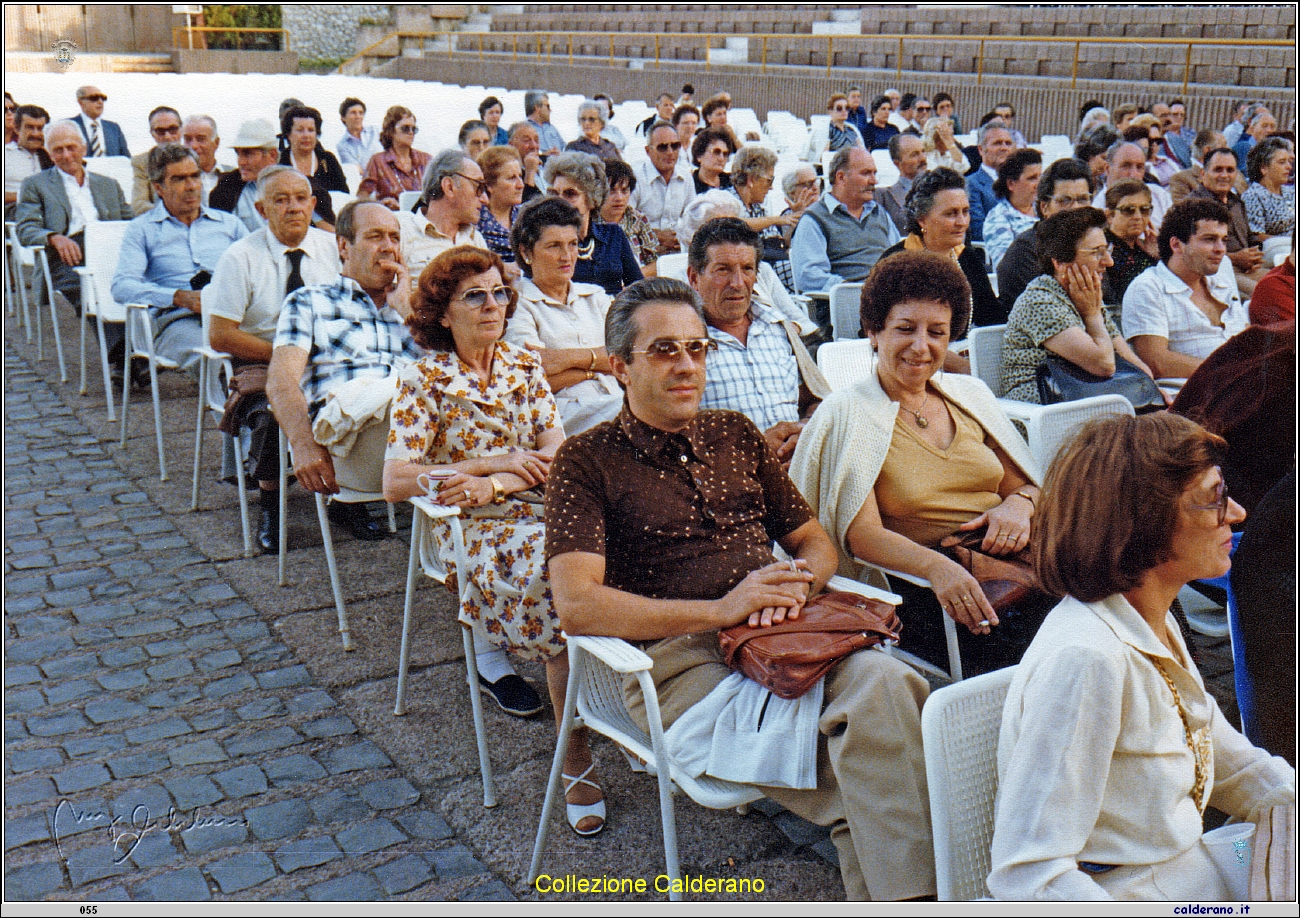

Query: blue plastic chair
[1194,532,1257,744]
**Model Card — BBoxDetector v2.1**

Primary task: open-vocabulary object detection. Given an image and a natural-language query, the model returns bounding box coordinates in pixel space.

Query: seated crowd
[8,80,1295,902]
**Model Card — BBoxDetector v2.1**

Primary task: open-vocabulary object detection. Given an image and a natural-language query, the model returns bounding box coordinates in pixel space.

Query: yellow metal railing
[173,27,290,52]
[338,29,1291,94]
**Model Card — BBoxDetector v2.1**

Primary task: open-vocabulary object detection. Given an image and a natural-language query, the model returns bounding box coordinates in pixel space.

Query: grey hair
[507,121,536,141]
[827,146,860,188]
[44,119,84,146]
[976,119,1010,149]
[782,166,816,199]
[577,100,606,128]
[674,189,743,250]
[182,114,219,138]
[1247,108,1275,131]
[1076,107,1111,141]
[423,148,474,201]
[605,277,704,361]
[256,164,309,201]
[524,90,548,118]
[730,145,777,188]
[542,151,607,211]
[147,143,199,185]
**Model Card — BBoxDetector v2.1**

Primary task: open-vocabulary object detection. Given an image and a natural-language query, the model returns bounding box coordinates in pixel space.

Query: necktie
[285,249,306,295]
[89,121,104,157]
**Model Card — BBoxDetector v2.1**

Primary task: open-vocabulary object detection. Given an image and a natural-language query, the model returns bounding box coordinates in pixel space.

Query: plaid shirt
[356,148,432,203]
[700,298,800,432]
[273,275,423,415]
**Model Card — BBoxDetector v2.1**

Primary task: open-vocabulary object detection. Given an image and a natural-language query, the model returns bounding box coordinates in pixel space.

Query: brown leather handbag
[718,591,902,699]
[946,529,1052,612]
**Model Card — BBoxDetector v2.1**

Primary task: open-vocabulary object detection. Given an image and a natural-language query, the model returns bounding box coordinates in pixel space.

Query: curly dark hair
[406,246,516,352]
[1157,197,1232,262]
[690,126,736,164]
[1036,207,1108,275]
[860,251,972,340]
[509,196,584,277]
[992,148,1043,199]
[903,167,967,236]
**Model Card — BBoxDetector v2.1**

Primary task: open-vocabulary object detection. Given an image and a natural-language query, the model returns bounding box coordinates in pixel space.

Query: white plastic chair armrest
[192,345,230,363]
[826,575,902,606]
[568,634,654,674]
[994,398,1043,423]
[410,494,460,519]
[852,557,931,588]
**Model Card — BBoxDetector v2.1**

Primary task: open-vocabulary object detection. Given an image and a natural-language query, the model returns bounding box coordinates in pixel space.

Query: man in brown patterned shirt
[545,277,935,900]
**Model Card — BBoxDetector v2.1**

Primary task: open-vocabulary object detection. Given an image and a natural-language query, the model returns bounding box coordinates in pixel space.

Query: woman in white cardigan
[989,413,1294,900]
[790,251,1046,677]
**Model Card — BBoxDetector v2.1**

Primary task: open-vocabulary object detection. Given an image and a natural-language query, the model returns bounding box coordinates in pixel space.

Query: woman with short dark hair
[600,159,658,274]
[990,412,1295,900]
[982,148,1043,269]
[791,251,1048,678]
[357,106,431,210]
[690,127,736,195]
[541,152,642,295]
[279,105,349,193]
[478,95,508,145]
[383,245,604,837]
[1000,207,1155,404]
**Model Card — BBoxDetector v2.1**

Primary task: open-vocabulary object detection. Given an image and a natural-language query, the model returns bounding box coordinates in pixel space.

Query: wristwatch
[488,474,506,504]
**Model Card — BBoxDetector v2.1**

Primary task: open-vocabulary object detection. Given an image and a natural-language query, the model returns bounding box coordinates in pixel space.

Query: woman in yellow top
[791,251,1048,677]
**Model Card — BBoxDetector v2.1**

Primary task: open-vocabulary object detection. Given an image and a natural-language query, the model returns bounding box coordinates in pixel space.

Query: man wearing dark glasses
[397,148,489,276]
[545,276,935,902]
[72,85,129,158]
[630,124,694,254]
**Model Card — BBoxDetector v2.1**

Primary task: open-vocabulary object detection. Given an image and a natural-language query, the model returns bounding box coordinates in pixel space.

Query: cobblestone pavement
[3,303,853,902]
[3,299,1241,902]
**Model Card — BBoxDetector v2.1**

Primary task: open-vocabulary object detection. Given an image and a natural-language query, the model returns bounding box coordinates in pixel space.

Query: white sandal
[562,764,606,837]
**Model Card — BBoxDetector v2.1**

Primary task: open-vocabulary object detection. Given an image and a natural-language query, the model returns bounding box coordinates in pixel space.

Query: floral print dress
[386,342,565,662]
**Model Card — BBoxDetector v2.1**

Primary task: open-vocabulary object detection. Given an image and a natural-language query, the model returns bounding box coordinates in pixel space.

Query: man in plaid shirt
[688,217,825,471]
[267,200,422,538]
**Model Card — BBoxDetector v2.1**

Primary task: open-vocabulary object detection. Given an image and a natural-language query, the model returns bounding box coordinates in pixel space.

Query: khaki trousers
[624,632,936,901]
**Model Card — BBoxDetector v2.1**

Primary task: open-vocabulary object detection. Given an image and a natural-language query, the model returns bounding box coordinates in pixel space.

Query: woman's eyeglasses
[1188,470,1230,526]
[1115,204,1154,217]
[398,124,419,135]
[457,285,515,309]
[630,338,717,363]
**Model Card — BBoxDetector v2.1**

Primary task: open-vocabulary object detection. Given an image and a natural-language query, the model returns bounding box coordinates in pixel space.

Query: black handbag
[1035,353,1165,414]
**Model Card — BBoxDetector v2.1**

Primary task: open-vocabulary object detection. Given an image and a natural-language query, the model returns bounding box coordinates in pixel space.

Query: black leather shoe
[326,500,386,541]
[258,505,280,553]
[478,673,544,717]
[129,357,152,389]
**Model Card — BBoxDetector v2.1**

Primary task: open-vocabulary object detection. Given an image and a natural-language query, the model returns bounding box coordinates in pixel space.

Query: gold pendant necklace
[900,392,930,428]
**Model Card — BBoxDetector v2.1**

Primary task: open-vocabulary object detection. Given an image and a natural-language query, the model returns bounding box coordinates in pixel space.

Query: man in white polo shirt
[398,149,489,276]
[629,123,694,254]
[205,166,341,551]
[1122,197,1248,380]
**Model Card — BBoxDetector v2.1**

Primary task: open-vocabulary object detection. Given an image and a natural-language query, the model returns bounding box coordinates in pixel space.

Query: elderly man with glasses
[130,106,183,215]
[72,85,129,157]
[397,148,490,276]
[629,123,695,254]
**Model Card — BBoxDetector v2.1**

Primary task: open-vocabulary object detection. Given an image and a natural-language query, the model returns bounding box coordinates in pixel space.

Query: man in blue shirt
[790,146,900,294]
[525,90,565,157]
[112,144,248,375]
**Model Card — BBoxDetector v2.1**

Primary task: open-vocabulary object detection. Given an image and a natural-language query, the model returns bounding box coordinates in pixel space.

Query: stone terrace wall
[282,4,390,61]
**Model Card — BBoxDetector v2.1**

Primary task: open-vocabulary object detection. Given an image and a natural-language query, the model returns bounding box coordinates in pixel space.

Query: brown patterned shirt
[545,405,814,601]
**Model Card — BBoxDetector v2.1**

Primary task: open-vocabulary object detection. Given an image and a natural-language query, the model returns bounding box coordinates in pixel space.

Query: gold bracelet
[588,348,597,370]
[488,474,506,504]
[1014,489,1037,511]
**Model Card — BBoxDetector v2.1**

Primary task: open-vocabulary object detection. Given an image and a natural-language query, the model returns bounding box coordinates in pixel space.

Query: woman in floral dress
[383,246,604,835]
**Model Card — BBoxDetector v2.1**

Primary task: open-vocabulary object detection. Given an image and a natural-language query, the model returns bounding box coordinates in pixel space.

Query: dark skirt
[891,573,1055,679]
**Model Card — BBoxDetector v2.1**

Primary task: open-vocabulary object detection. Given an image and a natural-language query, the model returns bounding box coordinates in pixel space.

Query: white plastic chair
[189,304,254,558]
[528,574,902,901]
[83,155,134,202]
[656,251,688,282]
[966,323,1136,468]
[7,221,67,379]
[276,429,397,649]
[921,665,1016,901]
[828,281,863,340]
[73,221,129,420]
[395,489,497,808]
[816,338,873,391]
[853,560,964,683]
[340,162,363,194]
[119,299,178,481]
[398,190,422,212]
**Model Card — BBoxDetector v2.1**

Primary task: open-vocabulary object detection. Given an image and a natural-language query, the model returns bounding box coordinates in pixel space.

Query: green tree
[202,5,283,50]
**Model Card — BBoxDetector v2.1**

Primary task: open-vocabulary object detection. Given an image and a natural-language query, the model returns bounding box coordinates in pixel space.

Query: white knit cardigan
[789,368,1042,578]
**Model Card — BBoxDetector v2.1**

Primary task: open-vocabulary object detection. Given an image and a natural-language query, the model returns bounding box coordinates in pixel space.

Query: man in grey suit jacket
[71,85,130,157]
[879,133,927,234]
[16,120,132,308]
